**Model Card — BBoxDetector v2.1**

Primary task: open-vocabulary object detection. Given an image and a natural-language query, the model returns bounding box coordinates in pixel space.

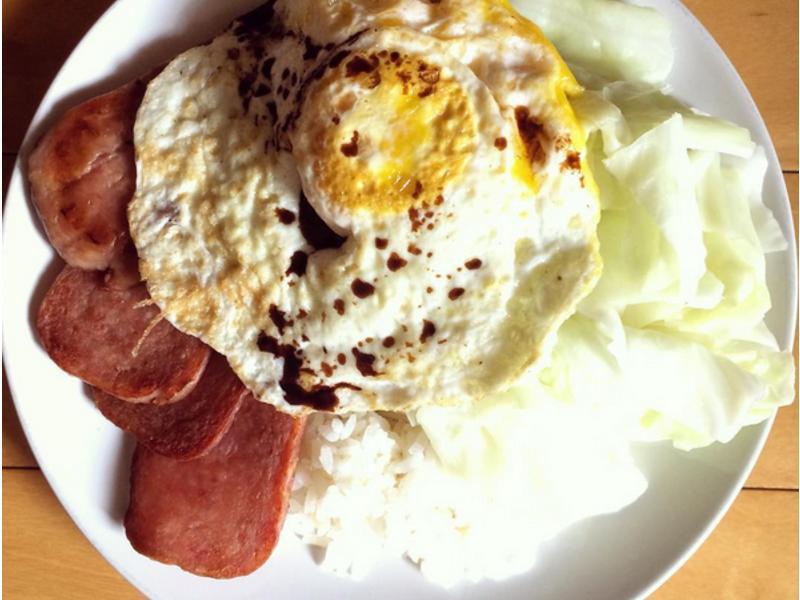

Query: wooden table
[3,1,797,598]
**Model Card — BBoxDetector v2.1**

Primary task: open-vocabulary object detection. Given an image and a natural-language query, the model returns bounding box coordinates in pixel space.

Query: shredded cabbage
[422,6,793,462]
[567,80,793,448]
[416,368,648,532]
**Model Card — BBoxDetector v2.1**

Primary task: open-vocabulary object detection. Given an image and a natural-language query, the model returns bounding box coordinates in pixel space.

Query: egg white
[129,0,601,415]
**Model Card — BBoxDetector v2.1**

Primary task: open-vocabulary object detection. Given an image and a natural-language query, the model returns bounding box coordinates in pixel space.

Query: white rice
[286,396,647,587]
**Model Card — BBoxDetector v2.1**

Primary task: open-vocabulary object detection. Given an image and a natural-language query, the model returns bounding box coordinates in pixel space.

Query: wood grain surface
[3,0,798,598]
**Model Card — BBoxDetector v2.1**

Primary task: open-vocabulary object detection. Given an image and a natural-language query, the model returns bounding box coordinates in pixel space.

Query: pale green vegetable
[569,79,793,449]
[602,83,756,158]
[423,0,792,472]
[574,83,757,158]
[737,147,789,253]
[621,329,779,449]
[511,0,673,84]
[603,115,707,301]
[425,76,793,455]
[416,369,647,532]
[546,314,792,451]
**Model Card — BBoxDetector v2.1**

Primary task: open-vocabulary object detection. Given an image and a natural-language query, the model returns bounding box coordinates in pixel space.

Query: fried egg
[128,0,601,415]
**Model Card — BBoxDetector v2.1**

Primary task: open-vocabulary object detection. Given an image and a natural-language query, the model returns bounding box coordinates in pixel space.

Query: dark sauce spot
[321,362,334,377]
[382,336,396,348]
[448,288,465,300]
[412,180,423,199]
[387,252,407,272]
[465,258,482,270]
[337,353,347,365]
[408,208,423,231]
[375,237,389,250]
[418,63,440,84]
[514,106,547,165]
[266,100,278,123]
[238,77,253,98]
[256,332,279,353]
[330,49,351,68]
[340,130,359,157]
[351,278,375,298]
[269,304,291,335]
[303,36,323,60]
[299,192,347,250]
[227,48,241,60]
[261,56,276,79]
[352,348,380,376]
[238,76,254,111]
[257,332,359,411]
[333,299,346,315]
[286,250,308,277]
[561,151,581,171]
[420,320,436,343]
[275,207,296,224]
[494,137,507,150]
[345,54,379,77]
[408,244,422,256]
[280,36,364,134]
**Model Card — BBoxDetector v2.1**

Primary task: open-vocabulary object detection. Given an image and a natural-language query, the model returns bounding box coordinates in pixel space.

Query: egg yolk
[311,51,478,214]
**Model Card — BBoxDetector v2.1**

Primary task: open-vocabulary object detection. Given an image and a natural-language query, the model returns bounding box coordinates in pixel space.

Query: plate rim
[636,1,797,592]
[3,0,797,598]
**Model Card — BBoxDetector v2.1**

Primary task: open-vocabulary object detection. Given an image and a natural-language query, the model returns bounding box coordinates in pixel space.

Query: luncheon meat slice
[37,265,210,404]
[125,395,306,578]
[92,352,247,460]
[27,78,146,271]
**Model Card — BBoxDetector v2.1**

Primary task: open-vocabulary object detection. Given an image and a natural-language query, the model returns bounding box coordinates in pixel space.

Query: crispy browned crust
[27,80,149,271]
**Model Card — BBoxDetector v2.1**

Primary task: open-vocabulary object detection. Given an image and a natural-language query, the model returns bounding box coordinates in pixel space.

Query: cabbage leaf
[511,0,673,84]
[570,81,793,449]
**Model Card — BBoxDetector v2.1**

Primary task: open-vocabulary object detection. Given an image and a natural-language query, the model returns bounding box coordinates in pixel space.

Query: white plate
[4,1,796,598]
